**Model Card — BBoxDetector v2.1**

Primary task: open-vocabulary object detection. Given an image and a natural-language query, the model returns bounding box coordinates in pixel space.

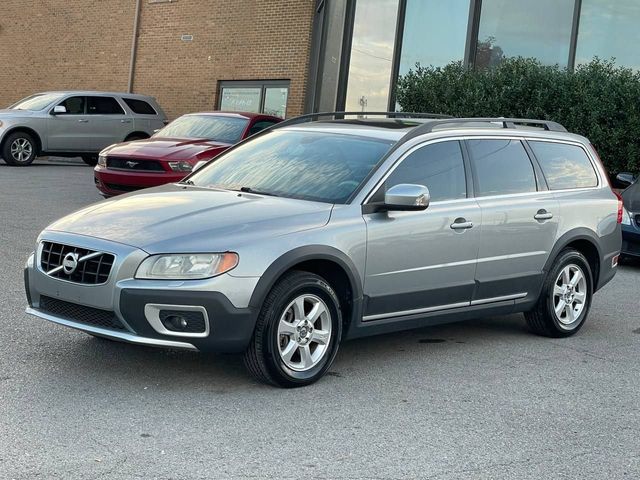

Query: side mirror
[193,160,208,172]
[52,105,67,115]
[377,184,430,212]
[616,172,636,188]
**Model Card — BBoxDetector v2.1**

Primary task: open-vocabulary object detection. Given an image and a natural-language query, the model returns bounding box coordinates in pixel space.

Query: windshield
[188,129,394,204]
[10,93,63,111]
[156,115,249,143]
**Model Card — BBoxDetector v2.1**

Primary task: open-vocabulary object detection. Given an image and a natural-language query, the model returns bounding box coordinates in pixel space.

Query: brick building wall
[0,0,315,119]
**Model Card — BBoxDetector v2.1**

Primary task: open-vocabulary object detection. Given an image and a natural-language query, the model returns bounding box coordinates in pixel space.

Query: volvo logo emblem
[62,252,80,275]
[126,161,139,168]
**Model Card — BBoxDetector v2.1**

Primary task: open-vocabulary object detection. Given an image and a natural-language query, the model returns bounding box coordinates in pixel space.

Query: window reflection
[475,0,574,68]
[345,0,399,112]
[576,0,640,70]
[399,0,471,76]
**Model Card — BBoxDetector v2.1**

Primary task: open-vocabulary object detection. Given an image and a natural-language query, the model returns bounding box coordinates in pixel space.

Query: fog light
[158,309,206,333]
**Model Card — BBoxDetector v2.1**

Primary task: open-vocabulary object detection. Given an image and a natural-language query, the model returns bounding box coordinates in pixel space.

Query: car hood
[45,184,333,253]
[0,108,35,117]
[102,137,231,161]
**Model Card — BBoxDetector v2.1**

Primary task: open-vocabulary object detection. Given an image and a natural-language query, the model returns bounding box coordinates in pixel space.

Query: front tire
[2,132,37,166]
[525,248,593,337]
[244,271,342,387]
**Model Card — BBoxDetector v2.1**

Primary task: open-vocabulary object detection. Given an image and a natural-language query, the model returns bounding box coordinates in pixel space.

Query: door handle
[77,119,89,123]
[534,210,553,220]
[450,219,474,230]
[120,119,132,124]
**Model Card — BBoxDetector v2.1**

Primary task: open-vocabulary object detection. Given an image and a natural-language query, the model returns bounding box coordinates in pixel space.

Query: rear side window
[123,98,157,115]
[385,141,467,202]
[528,141,598,190]
[467,139,537,196]
[87,96,125,115]
[248,120,278,135]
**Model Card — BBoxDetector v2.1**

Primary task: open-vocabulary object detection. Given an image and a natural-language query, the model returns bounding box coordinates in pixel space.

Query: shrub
[396,57,640,175]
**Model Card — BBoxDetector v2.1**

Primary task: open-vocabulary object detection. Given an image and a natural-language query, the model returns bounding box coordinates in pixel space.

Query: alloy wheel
[10,138,33,163]
[552,264,587,327]
[277,294,332,371]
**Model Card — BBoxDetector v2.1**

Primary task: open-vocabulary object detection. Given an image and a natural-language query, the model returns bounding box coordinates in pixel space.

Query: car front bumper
[24,232,259,353]
[94,165,188,196]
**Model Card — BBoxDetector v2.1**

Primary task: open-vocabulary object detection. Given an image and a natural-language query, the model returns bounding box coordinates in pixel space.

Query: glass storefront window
[345,0,399,112]
[316,0,347,113]
[576,0,640,70]
[220,87,261,113]
[475,0,574,68]
[398,0,471,76]
[263,87,289,119]
[219,81,289,118]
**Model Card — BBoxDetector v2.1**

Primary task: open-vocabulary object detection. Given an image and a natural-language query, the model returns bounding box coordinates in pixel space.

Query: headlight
[97,155,107,167]
[135,252,238,279]
[168,161,193,172]
[622,206,632,225]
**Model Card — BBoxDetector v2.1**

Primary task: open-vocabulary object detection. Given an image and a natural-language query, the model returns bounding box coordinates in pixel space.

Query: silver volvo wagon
[24,114,622,387]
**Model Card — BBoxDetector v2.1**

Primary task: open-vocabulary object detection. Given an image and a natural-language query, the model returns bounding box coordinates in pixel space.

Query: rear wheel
[244,271,342,387]
[525,248,593,337]
[2,132,37,166]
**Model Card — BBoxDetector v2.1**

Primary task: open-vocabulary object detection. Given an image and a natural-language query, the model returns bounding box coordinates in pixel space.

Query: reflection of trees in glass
[475,36,504,69]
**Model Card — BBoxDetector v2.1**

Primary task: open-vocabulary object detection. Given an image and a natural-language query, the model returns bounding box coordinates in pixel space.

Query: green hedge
[396,58,640,175]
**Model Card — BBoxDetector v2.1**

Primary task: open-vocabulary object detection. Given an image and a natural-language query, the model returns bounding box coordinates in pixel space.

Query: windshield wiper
[238,186,279,197]
[180,179,195,185]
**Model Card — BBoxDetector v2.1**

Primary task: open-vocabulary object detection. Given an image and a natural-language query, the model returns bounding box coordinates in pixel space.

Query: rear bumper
[94,165,187,196]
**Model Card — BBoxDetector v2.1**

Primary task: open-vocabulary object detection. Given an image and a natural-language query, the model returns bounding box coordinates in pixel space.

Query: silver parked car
[0,91,167,166]
[24,114,622,387]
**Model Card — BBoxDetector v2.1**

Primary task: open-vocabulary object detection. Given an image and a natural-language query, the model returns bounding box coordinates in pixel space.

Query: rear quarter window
[528,141,598,190]
[123,98,157,115]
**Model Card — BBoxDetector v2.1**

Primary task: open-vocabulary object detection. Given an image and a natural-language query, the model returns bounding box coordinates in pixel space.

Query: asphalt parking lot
[1,159,639,479]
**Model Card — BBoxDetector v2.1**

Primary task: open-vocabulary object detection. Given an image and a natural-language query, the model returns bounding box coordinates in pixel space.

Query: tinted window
[123,98,157,115]
[475,0,574,68]
[190,130,394,204]
[399,0,470,76]
[345,0,399,111]
[468,139,537,196]
[248,120,278,135]
[157,115,249,144]
[57,96,85,115]
[576,0,640,70]
[529,141,598,190]
[87,96,125,115]
[386,141,466,202]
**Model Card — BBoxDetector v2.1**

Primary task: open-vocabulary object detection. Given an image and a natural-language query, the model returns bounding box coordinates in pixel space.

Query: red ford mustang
[94,111,282,196]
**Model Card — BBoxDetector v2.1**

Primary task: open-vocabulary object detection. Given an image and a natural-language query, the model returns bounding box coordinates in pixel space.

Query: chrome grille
[39,296,127,331]
[40,241,114,285]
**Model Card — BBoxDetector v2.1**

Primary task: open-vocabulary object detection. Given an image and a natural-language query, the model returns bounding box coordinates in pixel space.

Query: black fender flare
[542,227,603,286]
[248,245,364,323]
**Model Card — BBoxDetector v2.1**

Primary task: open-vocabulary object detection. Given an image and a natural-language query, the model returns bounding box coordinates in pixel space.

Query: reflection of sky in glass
[529,141,598,189]
[576,0,640,70]
[477,0,573,66]
[345,0,399,112]
[399,0,470,75]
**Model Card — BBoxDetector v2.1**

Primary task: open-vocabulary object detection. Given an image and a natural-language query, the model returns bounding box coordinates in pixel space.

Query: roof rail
[405,117,567,139]
[273,111,451,129]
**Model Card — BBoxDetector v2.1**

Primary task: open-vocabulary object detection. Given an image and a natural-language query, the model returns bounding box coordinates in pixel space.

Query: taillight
[613,190,623,224]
